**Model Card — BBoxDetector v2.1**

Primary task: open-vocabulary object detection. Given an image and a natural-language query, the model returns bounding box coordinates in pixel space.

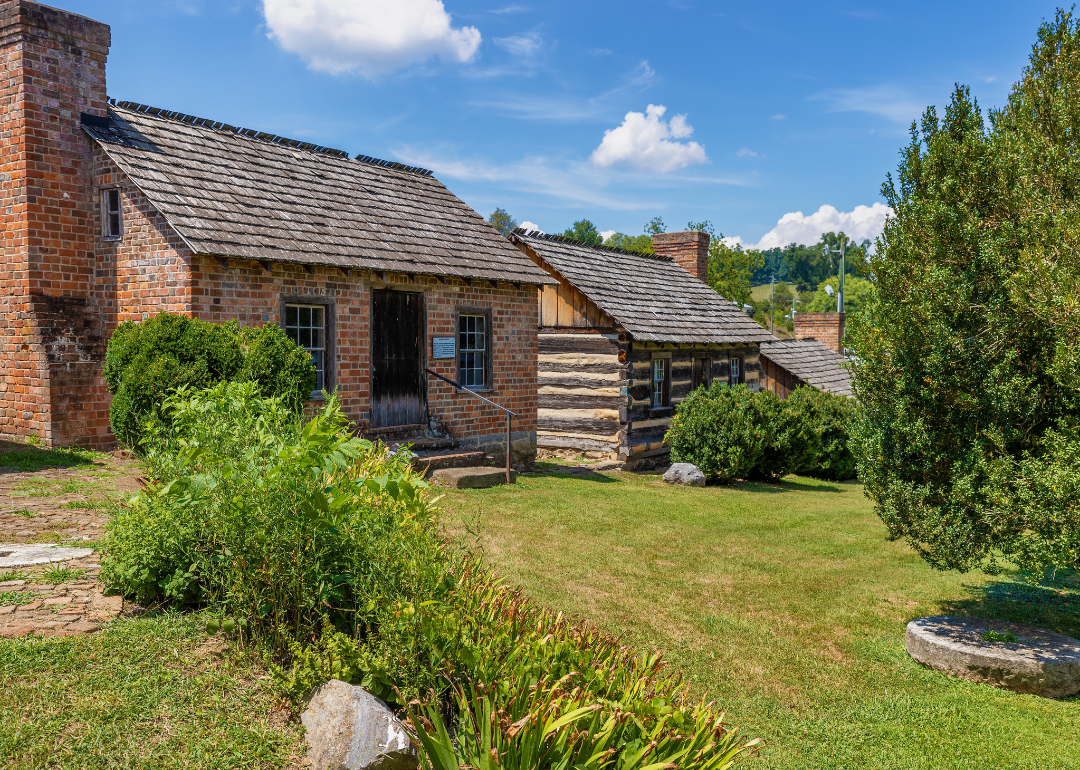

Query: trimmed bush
[667,383,771,483]
[103,313,316,449]
[667,383,857,484]
[752,388,822,482]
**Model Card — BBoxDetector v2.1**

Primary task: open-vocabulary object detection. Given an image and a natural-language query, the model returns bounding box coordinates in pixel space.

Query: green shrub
[752,389,821,482]
[103,313,315,449]
[667,384,856,484]
[667,384,771,483]
[101,381,437,653]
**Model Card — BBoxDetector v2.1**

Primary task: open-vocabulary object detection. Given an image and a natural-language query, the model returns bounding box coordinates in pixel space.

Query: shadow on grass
[0,440,101,474]
[941,570,1080,639]
[735,478,844,494]
[529,463,621,484]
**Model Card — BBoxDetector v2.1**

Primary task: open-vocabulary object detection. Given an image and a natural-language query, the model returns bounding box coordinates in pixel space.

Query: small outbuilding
[758,338,852,398]
[510,230,773,469]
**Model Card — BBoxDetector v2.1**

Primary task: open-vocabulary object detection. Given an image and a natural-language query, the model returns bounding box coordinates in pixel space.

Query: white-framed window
[102,188,122,238]
[285,304,326,393]
[651,358,670,408]
[458,314,486,388]
[730,356,742,385]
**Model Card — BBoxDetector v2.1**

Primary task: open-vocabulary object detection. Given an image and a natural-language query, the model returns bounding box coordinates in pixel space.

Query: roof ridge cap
[107,98,430,175]
[512,228,673,262]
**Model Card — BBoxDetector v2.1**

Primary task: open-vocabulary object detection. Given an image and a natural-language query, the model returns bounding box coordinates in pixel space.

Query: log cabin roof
[759,338,852,397]
[81,102,556,285]
[511,230,774,344]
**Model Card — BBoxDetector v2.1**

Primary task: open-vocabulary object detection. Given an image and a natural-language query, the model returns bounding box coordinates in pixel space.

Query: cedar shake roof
[759,338,852,397]
[82,102,556,285]
[511,231,773,344]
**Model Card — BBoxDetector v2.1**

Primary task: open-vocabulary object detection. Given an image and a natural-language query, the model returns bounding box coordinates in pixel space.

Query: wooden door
[370,290,426,428]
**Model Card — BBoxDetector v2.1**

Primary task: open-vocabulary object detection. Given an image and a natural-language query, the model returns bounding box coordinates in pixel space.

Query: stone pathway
[0,441,142,639]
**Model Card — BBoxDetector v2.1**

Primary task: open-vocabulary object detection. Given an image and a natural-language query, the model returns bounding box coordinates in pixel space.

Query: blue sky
[69,0,1057,247]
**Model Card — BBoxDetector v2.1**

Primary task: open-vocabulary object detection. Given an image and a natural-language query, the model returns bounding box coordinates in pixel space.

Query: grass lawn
[0,612,303,768]
[441,468,1080,770]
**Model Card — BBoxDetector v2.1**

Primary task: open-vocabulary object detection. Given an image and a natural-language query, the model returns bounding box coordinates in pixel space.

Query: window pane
[107,189,119,212]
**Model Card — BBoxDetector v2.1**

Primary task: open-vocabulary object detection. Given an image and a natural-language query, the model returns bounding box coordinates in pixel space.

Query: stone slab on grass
[663,463,706,487]
[302,680,416,770]
[431,466,516,489]
[906,615,1080,698]
[0,544,94,568]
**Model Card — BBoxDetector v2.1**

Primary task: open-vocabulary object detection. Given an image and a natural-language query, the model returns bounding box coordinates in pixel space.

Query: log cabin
[759,338,852,398]
[510,229,774,469]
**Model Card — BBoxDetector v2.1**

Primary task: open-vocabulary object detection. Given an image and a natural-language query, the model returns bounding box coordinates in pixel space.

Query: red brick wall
[793,312,845,354]
[0,1,111,446]
[651,231,709,281]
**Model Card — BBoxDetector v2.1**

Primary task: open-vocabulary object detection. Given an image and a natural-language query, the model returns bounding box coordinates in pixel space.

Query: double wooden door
[370,290,427,428]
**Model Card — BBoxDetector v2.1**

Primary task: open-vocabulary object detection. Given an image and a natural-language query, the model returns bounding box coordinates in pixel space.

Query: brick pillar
[0,1,111,446]
[651,230,710,281]
[793,312,845,354]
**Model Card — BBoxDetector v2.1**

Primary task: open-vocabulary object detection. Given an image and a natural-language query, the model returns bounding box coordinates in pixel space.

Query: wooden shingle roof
[759,338,852,397]
[512,231,773,344]
[82,102,556,285]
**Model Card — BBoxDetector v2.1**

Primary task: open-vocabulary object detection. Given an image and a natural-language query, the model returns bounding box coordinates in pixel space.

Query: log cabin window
[651,358,670,408]
[458,314,487,388]
[285,304,327,394]
[692,357,713,391]
[102,188,122,239]
[730,356,742,386]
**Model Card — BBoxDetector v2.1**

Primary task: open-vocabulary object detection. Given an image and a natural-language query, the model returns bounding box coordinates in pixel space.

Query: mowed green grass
[0,613,303,769]
[441,469,1080,770]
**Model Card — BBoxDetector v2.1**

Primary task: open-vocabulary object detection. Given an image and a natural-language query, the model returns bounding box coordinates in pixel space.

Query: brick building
[0,1,555,465]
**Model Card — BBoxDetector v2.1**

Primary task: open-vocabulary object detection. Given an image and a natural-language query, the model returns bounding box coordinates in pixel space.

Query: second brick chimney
[651,230,709,281]
[794,312,846,354]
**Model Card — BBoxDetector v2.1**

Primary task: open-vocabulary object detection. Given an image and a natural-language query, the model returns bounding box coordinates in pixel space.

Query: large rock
[663,463,706,487]
[906,616,1080,698]
[301,680,417,770]
[430,466,516,489]
[0,544,94,568]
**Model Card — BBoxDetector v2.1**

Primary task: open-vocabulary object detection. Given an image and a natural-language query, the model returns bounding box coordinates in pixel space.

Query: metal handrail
[425,369,517,484]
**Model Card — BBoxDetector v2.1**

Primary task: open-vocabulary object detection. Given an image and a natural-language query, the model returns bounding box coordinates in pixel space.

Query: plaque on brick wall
[432,337,455,359]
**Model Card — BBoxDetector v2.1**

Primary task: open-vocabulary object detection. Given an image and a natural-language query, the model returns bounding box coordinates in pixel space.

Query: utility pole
[821,236,848,313]
[769,272,775,335]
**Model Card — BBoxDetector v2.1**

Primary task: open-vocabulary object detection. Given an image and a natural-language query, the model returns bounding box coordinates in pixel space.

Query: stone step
[410,451,488,477]
[430,466,517,489]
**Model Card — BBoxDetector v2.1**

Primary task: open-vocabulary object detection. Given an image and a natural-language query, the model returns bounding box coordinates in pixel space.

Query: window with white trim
[285,304,326,393]
[652,358,670,408]
[102,189,122,238]
[458,314,487,388]
[730,356,742,386]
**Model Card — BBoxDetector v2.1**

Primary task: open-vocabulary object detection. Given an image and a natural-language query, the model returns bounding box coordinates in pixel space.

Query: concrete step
[388,436,457,453]
[411,451,487,477]
[430,466,517,489]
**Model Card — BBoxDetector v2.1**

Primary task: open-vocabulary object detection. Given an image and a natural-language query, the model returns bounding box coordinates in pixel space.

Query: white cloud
[590,104,707,174]
[493,31,542,57]
[736,147,759,158]
[812,84,924,123]
[746,203,893,251]
[520,220,543,233]
[261,0,481,77]
[600,229,615,240]
[771,113,786,120]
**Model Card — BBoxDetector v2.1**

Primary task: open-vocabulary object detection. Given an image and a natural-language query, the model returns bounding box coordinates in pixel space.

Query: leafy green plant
[6,509,35,518]
[667,384,771,484]
[786,387,857,481]
[102,381,437,655]
[981,629,1020,644]
[0,591,38,606]
[38,566,85,584]
[103,312,316,450]
[752,389,820,482]
[0,570,30,583]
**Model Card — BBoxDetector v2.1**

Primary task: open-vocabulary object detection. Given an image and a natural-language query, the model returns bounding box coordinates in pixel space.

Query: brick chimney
[0,1,111,446]
[794,312,846,354]
[651,230,709,281]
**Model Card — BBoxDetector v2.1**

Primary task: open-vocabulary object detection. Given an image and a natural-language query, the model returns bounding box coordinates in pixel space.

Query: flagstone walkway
[0,441,142,639]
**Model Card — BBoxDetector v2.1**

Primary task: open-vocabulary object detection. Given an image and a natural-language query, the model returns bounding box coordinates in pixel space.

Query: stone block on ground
[906,616,1080,698]
[663,463,706,487]
[430,466,516,489]
[301,680,416,770]
[0,544,95,568]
